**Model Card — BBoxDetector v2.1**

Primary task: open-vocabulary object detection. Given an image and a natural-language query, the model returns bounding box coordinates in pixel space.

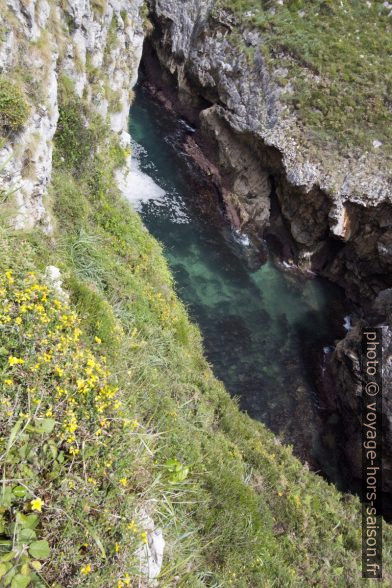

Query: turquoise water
[129,85,347,469]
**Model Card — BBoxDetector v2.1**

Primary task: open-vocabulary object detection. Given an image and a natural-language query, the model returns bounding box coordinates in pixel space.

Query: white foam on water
[233,229,251,247]
[179,118,196,133]
[116,158,165,211]
[116,139,191,224]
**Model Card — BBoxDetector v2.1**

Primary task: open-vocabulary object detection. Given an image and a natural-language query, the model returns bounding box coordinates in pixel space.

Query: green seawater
[129,85,348,474]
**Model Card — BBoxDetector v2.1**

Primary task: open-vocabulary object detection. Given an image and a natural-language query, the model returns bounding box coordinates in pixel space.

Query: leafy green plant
[163,459,190,484]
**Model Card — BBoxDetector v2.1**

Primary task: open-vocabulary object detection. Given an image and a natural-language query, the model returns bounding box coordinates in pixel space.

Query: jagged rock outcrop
[0,0,144,232]
[331,320,392,515]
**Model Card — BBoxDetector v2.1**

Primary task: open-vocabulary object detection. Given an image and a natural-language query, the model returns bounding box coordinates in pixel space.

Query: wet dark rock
[331,321,392,514]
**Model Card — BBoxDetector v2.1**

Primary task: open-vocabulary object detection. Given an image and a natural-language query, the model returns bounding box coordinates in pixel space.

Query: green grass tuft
[0,77,30,136]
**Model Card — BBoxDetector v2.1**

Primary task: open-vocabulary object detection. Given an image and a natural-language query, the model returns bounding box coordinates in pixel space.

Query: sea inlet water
[128,84,349,482]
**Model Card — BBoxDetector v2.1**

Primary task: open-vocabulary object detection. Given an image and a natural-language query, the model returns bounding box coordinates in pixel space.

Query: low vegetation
[1,75,392,586]
[0,78,30,137]
[214,0,392,155]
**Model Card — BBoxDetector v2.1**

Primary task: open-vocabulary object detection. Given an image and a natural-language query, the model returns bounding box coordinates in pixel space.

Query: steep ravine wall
[0,1,171,581]
[145,0,392,508]
[146,0,392,303]
[1,1,392,584]
[0,0,144,231]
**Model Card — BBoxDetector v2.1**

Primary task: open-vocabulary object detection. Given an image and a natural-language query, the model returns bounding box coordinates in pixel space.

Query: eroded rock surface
[0,0,144,231]
[146,0,392,302]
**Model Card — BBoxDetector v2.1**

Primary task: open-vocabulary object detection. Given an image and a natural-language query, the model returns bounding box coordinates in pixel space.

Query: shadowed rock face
[331,322,392,517]
[143,1,392,510]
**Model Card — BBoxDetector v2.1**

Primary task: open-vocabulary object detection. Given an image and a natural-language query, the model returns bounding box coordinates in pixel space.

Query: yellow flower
[4,379,13,386]
[8,356,25,366]
[81,564,92,575]
[127,520,137,533]
[119,478,127,487]
[140,531,148,544]
[94,336,102,344]
[14,317,22,325]
[5,270,14,284]
[31,497,44,512]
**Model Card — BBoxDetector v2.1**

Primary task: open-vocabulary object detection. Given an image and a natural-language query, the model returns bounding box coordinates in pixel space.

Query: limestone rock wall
[0,0,144,231]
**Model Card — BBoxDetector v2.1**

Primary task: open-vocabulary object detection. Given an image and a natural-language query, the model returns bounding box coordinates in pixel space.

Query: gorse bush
[0,78,30,136]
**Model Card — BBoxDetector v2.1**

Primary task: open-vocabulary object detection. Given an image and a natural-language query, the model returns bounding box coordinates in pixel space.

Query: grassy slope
[1,77,392,587]
[214,0,392,157]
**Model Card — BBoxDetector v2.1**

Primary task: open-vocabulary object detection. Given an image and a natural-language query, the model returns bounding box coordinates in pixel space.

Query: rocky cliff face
[0,0,144,232]
[331,321,392,517]
[146,0,392,305]
[145,0,392,505]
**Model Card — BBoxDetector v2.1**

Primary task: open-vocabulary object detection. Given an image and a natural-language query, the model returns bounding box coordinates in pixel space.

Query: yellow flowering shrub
[0,270,151,586]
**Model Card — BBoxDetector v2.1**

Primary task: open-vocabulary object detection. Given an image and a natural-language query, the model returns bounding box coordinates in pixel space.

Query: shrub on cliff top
[0,77,30,136]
